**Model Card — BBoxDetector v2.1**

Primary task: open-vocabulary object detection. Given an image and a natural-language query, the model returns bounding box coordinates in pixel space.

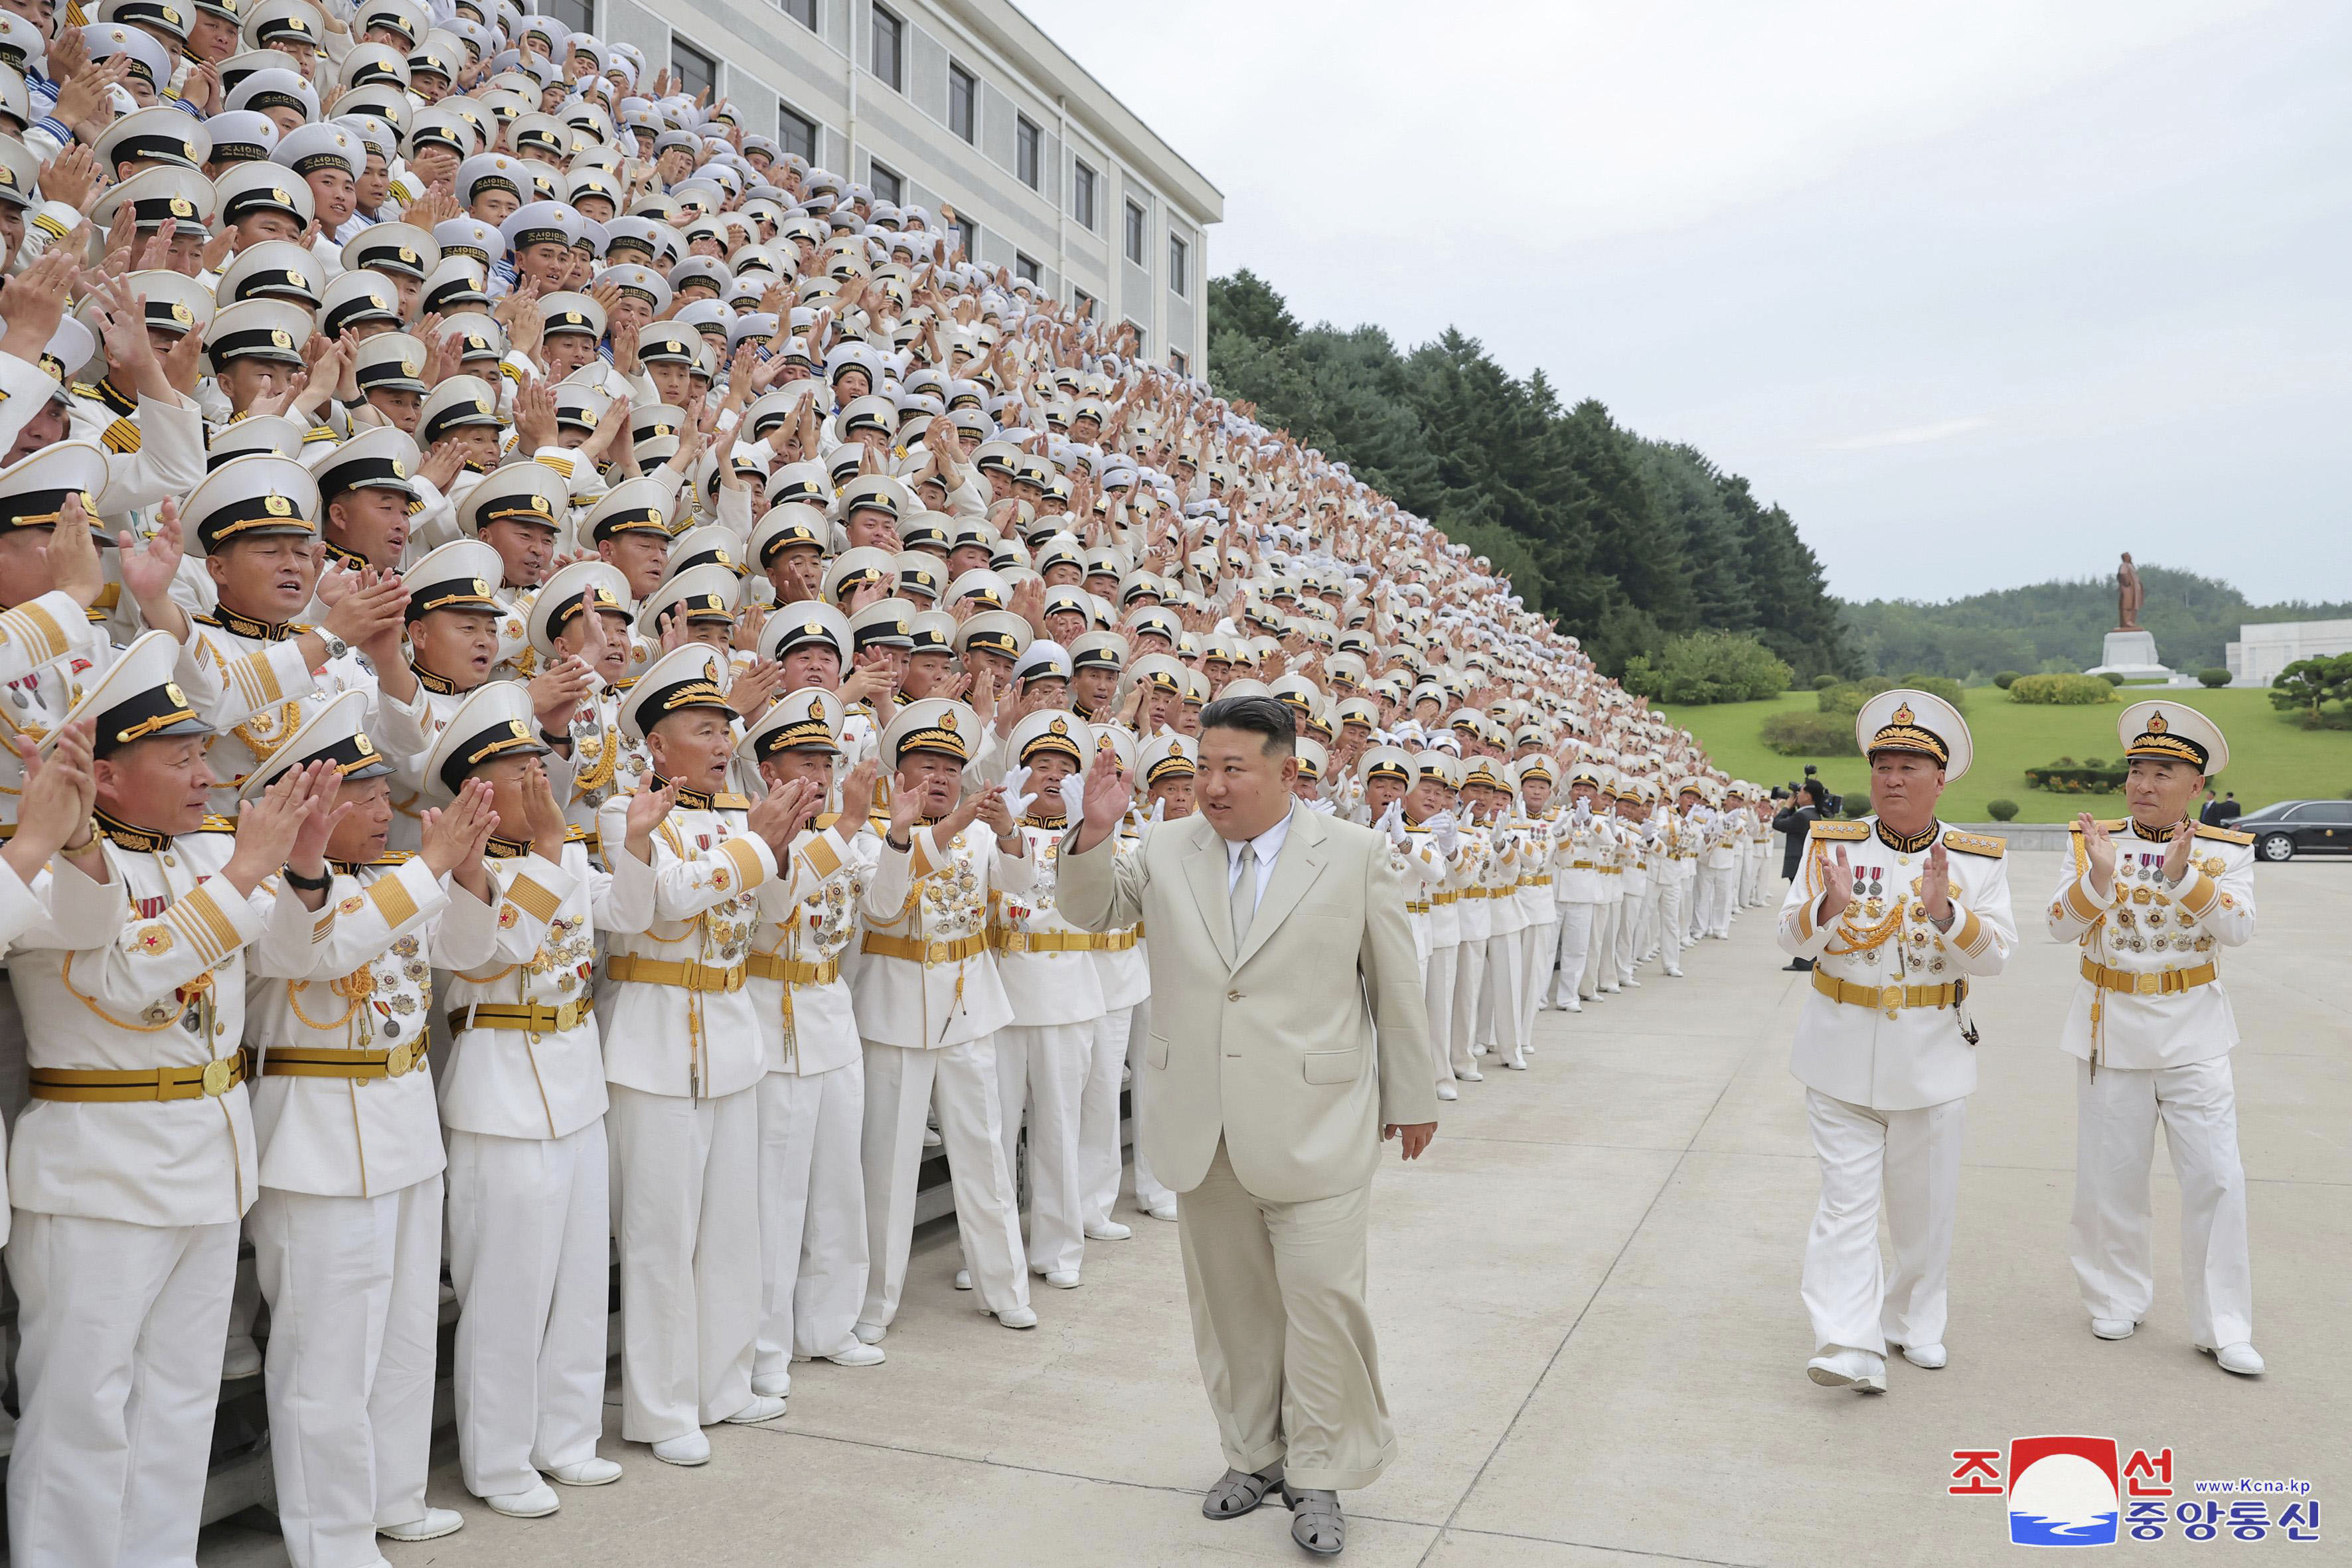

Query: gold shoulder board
[712,793,751,811]
[2194,823,2254,846]
[1808,821,1870,841]
[1942,829,2005,858]
[196,815,238,834]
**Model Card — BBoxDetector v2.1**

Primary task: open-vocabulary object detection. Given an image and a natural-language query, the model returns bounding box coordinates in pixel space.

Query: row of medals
[2111,854,2198,953]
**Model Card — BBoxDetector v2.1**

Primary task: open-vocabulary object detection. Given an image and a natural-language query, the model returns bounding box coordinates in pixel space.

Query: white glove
[1304,796,1336,816]
[1058,765,1087,825]
[1148,797,1165,823]
[1572,797,1591,823]
[1379,799,1408,848]
[1000,765,1036,822]
[1430,810,1460,856]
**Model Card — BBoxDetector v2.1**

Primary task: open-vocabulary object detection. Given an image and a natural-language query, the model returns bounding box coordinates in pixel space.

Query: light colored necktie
[1229,841,1257,944]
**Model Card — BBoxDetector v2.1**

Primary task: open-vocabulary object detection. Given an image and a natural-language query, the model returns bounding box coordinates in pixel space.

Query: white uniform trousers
[446,1123,610,1500]
[990,1020,1097,1277]
[7,1212,236,1568]
[1519,915,1555,1040]
[1549,904,1592,1008]
[2069,1055,2252,1348]
[755,1061,870,1384]
[1802,1089,1966,1355]
[1743,846,1768,906]
[250,1178,441,1565]
[1583,900,1618,998]
[1653,881,1686,974]
[1077,1004,1137,1231]
[1449,935,1487,1072]
[1613,889,1642,984]
[1477,931,1524,1067]
[1121,1002,1175,1213]
[1642,876,1667,959]
[1687,870,1713,943]
[1421,943,1459,1089]
[860,1036,1029,1327]
[1179,1141,1395,1492]
[1705,864,1737,937]
[607,1083,760,1442]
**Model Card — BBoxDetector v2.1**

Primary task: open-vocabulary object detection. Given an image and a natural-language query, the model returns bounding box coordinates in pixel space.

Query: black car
[2233,799,2352,861]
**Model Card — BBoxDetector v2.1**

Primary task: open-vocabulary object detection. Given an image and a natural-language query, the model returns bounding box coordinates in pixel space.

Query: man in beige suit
[1059,695,1437,1558]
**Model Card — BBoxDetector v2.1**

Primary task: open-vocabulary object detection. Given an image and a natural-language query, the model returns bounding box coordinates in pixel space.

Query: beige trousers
[1176,1141,1395,1492]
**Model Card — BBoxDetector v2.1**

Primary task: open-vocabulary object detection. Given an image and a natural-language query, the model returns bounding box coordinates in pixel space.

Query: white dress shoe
[1665,968,1684,978]
[750,1372,792,1398]
[1436,1083,1458,1101]
[824,1342,886,1368]
[1456,1069,1484,1083]
[1623,978,1642,987]
[1083,1219,1132,1241]
[922,1125,942,1147]
[221,1340,263,1381]
[1144,1198,1179,1221]
[953,1268,973,1291]
[651,1433,710,1466]
[1900,1342,1947,1370]
[722,1395,787,1425]
[2201,1342,2266,1375]
[379,1507,465,1541]
[2090,1318,2136,1340]
[545,1457,623,1486]
[1498,1057,1528,1070]
[990,1305,1039,1329]
[484,1483,560,1519]
[1038,1269,1081,1289]
[1805,1349,1887,1392]
[852,1321,888,1345]
[1564,998,1582,1012]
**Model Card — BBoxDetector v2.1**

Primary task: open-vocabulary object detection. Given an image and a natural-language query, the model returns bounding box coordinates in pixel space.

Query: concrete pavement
[202,850,2349,1566]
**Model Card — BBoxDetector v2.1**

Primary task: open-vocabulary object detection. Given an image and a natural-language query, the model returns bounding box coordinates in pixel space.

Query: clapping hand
[419,779,501,876]
[1920,840,1952,925]
[1429,809,1460,856]
[285,761,353,878]
[1378,799,1408,847]
[225,764,328,896]
[747,777,821,851]
[999,765,1035,821]
[1057,762,1087,825]
[2161,819,2194,885]
[1820,844,1856,921]
[6,722,96,876]
[623,778,680,861]
[837,757,880,821]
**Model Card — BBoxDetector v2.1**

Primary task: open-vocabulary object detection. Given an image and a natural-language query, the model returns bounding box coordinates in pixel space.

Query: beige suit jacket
[1059,805,1436,1204]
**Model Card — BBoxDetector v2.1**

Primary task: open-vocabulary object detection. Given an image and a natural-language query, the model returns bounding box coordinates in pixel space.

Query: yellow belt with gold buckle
[2079,957,2217,997]
[33,1050,250,1101]
[262,1043,428,1080]
[448,999,590,1036]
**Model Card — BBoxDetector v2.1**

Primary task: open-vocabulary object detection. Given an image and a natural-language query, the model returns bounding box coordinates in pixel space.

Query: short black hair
[1199,694,1296,759]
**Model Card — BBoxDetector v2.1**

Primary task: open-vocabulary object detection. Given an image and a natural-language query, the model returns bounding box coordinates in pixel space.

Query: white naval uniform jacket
[1703,813,1741,870]
[746,815,876,1078]
[852,817,1037,1050]
[1090,820,1152,1011]
[66,378,207,516]
[191,611,433,813]
[1390,821,1451,965]
[0,621,247,823]
[1514,810,1559,925]
[244,854,483,1198]
[993,817,1107,1027]
[1550,809,1614,903]
[2045,820,2256,1070]
[1452,823,1496,944]
[441,835,657,1141]
[1484,819,1530,935]
[1776,818,2017,1112]
[9,820,323,1226]
[595,787,808,1101]
[387,668,572,849]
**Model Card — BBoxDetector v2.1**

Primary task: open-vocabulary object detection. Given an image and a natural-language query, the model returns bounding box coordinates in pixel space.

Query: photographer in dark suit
[1772,780,1831,972]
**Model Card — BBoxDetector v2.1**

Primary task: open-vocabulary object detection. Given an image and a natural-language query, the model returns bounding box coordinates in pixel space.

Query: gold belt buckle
[384,1041,420,1077]
[2135,971,2160,996]
[200,1057,234,1097]
[1879,983,1904,1016]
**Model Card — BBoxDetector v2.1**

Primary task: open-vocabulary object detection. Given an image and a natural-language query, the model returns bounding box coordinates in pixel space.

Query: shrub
[1812,673,1840,690]
[1985,799,2019,821]
[1816,678,1890,718]
[2268,653,2352,730]
[1895,672,1967,710]
[2098,670,2126,686]
[1760,712,1857,757]
[1620,631,1792,705]
[1993,670,2021,690]
[2197,668,2231,688]
[2009,673,2116,705]
[2025,759,2127,793]
[1842,795,1873,819]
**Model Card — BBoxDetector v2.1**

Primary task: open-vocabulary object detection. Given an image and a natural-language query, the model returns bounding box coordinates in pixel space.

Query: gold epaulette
[368,850,414,865]
[1942,829,2005,858]
[2068,819,2129,834]
[195,815,237,833]
[2194,823,2254,846]
[563,824,589,842]
[712,793,750,811]
[1808,821,1870,841]
[813,812,842,830]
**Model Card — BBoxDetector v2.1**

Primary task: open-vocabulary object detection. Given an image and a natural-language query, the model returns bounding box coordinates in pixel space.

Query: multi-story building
[553,0,1223,374]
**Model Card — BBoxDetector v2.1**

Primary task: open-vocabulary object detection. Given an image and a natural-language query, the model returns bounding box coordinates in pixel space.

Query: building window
[1168,234,1188,297]
[777,0,815,29]
[1125,200,1145,266]
[871,4,903,92]
[672,37,717,102]
[1072,286,1093,319]
[542,0,590,31]
[947,62,975,142]
[1014,252,1040,284]
[952,214,978,261]
[1072,160,1096,229]
[1170,349,1188,375]
[1125,320,1146,356]
[870,161,902,206]
[777,102,817,165]
[1016,114,1040,189]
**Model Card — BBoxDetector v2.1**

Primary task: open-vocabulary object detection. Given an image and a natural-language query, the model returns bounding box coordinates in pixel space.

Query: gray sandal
[1285,1485,1345,1555]
[1202,1465,1283,1520]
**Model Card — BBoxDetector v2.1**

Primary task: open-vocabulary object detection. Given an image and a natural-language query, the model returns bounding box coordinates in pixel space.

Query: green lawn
[1655,688,2352,823]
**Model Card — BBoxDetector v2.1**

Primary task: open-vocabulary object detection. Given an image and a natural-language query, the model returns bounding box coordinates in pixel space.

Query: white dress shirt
[1225,805,1295,915]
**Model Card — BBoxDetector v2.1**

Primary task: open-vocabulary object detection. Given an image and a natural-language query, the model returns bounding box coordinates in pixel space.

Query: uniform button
[1227,990,1241,1002]
[162,854,177,868]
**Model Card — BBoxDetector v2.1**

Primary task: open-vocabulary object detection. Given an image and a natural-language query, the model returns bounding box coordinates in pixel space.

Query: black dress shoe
[1784,958,1814,972]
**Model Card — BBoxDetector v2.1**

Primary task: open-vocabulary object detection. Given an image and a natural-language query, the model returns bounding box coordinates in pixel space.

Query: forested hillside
[1841,570,2352,680]
[1206,272,1857,680]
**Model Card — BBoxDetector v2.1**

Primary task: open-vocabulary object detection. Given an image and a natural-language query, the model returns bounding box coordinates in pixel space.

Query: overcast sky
[1014,0,2349,608]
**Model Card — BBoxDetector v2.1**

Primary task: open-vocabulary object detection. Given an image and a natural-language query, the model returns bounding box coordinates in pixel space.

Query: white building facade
[2227,619,2352,686]
[551,0,1221,373]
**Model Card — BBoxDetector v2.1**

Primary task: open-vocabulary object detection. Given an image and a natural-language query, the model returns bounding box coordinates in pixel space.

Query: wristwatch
[319,631,350,663]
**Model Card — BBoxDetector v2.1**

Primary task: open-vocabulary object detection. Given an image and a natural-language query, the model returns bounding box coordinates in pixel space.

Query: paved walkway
[204,850,2349,1566]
